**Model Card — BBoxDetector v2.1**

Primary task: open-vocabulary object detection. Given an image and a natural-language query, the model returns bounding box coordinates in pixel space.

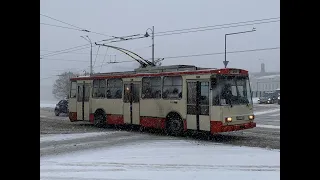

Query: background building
[250,63,280,97]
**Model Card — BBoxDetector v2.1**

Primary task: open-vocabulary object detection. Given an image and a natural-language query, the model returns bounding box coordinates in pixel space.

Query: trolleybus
[68,65,256,135]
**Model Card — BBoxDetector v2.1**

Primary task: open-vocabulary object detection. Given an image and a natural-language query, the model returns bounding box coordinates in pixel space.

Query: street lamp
[80,35,93,76]
[144,26,155,64]
[224,27,256,68]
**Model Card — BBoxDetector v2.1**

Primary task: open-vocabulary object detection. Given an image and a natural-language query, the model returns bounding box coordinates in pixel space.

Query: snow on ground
[40,101,57,108]
[40,132,115,143]
[40,138,280,180]
[254,109,280,115]
[256,124,280,129]
[252,97,259,104]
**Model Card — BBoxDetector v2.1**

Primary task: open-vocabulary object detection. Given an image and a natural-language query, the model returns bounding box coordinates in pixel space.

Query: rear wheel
[54,109,60,116]
[94,111,106,128]
[166,113,183,136]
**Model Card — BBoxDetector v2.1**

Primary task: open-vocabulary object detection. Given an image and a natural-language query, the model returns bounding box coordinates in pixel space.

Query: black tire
[94,111,106,128]
[166,113,183,136]
[54,109,60,116]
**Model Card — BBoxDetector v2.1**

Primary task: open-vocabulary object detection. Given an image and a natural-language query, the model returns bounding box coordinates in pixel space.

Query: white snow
[40,101,57,108]
[40,139,280,180]
[252,97,259,104]
[256,124,280,129]
[40,132,115,143]
[270,113,280,117]
[254,109,280,115]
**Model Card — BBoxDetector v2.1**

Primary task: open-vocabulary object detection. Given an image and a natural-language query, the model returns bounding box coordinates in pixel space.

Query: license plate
[236,116,244,120]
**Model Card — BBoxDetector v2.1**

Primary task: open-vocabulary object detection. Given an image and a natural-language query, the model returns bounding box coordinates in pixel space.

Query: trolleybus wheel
[54,110,60,116]
[94,110,106,128]
[166,113,183,136]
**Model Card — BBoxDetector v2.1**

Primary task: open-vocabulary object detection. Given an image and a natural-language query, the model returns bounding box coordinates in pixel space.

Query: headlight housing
[249,115,255,120]
[225,117,232,122]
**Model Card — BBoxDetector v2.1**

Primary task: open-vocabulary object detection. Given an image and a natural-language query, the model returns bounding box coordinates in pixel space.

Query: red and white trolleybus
[68,65,256,135]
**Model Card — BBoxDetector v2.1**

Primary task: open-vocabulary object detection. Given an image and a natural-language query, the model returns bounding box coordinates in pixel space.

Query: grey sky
[40,0,280,101]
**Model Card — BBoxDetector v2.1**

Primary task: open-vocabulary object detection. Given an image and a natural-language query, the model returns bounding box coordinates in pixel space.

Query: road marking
[254,109,280,115]
[40,115,47,118]
[256,124,280,129]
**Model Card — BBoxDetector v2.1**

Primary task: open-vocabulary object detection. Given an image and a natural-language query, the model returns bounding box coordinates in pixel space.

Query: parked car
[54,99,68,116]
[258,93,277,104]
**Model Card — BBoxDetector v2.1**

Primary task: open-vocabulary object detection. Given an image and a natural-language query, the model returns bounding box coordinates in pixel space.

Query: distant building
[249,63,280,97]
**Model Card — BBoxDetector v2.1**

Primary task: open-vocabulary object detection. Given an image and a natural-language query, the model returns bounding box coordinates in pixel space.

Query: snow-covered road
[40,133,279,180]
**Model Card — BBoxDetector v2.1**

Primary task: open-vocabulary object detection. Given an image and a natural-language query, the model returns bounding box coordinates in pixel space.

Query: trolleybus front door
[123,82,140,125]
[186,81,210,131]
[76,82,90,121]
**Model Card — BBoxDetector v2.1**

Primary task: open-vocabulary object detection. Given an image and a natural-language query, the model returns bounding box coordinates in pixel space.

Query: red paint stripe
[107,114,124,125]
[210,121,256,134]
[89,114,94,124]
[70,68,248,81]
[140,117,166,129]
[69,112,77,122]
[183,120,187,131]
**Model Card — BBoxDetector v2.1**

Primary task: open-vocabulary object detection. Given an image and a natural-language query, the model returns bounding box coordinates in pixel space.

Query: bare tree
[52,72,78,100]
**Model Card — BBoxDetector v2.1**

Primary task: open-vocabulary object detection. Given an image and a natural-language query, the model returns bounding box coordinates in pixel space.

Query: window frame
[106,78,123,99]
[92,79,106,98]
[141,76,162,99]
[70,81,77,98]
[162,75,183,100]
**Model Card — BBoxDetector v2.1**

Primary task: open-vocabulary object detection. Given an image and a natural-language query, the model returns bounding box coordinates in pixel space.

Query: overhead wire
[40,46,279,80]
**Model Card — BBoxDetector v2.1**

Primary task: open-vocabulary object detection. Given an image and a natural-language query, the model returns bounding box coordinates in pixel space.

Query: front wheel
[94,112,106,128]
[166,115,183,136]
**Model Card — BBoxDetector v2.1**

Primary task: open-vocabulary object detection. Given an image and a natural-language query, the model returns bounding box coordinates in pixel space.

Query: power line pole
[152,26,154,64]
[145,26,155,64]
[80,35,93,76]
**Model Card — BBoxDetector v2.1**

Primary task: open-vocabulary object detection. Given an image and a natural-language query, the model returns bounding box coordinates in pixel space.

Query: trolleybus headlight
[249,115,254,120]
[226,117,232,122]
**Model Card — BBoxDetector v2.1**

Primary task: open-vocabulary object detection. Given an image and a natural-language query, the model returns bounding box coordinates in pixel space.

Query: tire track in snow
[41,162,280,172]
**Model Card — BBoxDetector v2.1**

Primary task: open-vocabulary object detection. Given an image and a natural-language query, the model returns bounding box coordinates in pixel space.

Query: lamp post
[80,35,93,76]
[144,26,155,64]
[224,27,256,68]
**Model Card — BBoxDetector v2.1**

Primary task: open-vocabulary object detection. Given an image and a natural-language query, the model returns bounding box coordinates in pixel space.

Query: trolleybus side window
[70,81,77,98]
[200,82,209,115]
[77,85,82,102]
[142,77,161,99]
[107,78,123,99]
[92,79,106,98]
[162,76,182,99]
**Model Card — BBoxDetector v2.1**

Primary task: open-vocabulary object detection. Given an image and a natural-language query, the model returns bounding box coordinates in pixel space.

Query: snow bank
[41,140,280,180]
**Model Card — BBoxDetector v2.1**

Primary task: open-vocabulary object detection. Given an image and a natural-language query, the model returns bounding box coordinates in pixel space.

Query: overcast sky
[40,0,280,101]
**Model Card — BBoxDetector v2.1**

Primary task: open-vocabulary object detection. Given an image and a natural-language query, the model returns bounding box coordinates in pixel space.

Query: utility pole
[80,35,93,76]
[145,26,155,64]
[152,26,154,64]
[224,27,256,68]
